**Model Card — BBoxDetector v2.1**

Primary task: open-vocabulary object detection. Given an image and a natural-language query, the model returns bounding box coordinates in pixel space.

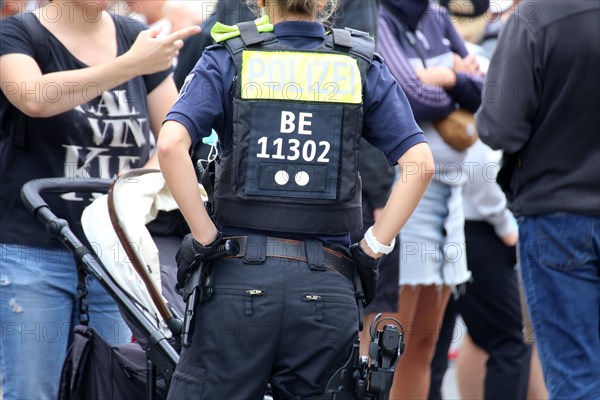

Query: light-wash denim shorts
[399,180,471,286]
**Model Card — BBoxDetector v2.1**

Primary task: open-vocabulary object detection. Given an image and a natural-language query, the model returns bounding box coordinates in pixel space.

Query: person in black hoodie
[476,1,600,399]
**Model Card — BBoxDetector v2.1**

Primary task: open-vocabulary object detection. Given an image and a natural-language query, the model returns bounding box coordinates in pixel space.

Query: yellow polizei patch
[241,51,362,104]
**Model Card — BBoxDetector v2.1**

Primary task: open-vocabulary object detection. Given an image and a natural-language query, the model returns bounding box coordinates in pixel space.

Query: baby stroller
[21,169,200,399]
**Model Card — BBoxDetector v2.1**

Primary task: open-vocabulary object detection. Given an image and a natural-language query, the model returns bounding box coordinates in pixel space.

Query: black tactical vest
[212,23,375,235]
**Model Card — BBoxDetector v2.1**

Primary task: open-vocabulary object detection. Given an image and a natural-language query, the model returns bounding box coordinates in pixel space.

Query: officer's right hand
[176,232,221,289]
[123,25,201,75]
[350,242,381,307]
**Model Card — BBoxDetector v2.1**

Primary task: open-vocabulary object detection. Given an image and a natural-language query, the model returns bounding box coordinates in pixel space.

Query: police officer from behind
[157,0,434,397]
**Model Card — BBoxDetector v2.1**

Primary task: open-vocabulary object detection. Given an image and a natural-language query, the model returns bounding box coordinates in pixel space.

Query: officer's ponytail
[247,0,340,27]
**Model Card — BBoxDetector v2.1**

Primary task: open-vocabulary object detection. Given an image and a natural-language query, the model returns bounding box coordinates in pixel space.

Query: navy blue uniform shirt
[166,21,425,247]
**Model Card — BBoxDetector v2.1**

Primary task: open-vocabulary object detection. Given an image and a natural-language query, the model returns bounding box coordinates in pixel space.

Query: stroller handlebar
[21,177,112,217]
[20,177,180,381]
[21,178,112,240]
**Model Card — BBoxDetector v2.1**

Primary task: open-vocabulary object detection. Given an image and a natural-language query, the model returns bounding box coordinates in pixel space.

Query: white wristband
[364,226,395,255]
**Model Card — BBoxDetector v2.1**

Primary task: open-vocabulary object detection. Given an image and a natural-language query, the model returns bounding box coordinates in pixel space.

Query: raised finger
[145,26,163,39]
[166,25,201,43]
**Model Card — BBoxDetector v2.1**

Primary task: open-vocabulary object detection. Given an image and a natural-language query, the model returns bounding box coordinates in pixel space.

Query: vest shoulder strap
[219,21,278,71]
[328,28,376,78]
[237,21,266,46]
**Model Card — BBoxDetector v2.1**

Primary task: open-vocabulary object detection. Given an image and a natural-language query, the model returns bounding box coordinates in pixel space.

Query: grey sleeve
[463,142,517,237]
[475,10,539,153]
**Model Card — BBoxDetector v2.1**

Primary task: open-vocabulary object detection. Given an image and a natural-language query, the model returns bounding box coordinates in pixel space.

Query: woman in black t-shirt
[0,2,199,398]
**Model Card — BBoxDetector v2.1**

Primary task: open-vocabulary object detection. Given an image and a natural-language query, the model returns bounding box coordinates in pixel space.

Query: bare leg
[527,344,548,400]
[389,285,452,400]
[455,339,548,400]
[456,334,488,399]
[360,313,377,356]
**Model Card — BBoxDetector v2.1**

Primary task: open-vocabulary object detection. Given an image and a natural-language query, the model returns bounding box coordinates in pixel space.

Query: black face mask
[438,0,490,17]
[380,0,430,31]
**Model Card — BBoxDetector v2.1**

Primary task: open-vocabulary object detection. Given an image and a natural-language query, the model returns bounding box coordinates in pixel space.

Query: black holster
[181,261,215,348]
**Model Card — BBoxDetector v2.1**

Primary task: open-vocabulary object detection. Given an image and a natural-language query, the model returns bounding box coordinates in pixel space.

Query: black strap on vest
[200,159,216,210]
[237,21,264,46]
[222,26,277,74]
[327,28,376,81]
[330,28,353,48]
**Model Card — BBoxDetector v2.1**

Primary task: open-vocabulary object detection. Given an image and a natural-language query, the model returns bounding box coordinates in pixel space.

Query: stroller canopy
[81,170,207,338]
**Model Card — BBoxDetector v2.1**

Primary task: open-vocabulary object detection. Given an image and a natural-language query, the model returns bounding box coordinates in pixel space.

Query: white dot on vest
[274,170,289,185]
[295,171,310,186]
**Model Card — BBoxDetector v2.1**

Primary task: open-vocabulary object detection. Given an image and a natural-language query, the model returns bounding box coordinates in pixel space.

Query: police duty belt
[223,236,355,282]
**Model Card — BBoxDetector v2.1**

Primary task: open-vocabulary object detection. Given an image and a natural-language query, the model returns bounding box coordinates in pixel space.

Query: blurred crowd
[1,0,215,28]
[1,0,598,399]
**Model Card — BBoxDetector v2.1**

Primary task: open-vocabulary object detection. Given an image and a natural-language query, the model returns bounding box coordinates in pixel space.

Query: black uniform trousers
[167,238,358,400]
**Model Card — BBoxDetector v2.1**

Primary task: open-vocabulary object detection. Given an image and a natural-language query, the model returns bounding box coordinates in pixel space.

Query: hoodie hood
[380,0,430,31]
